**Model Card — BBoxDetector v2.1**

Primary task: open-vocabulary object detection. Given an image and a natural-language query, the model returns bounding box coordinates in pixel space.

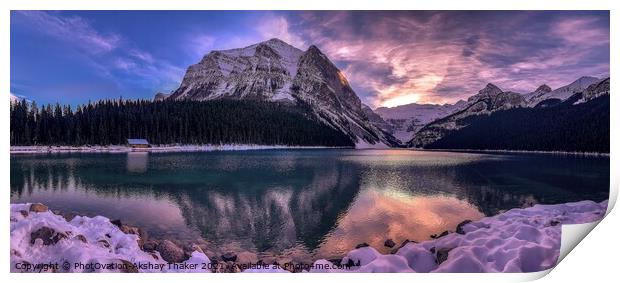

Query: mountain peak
[478,83,503,96]
[535,84,552,93]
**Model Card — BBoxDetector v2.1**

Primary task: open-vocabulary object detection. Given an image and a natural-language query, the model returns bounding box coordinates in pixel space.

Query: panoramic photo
[9,10,610,273]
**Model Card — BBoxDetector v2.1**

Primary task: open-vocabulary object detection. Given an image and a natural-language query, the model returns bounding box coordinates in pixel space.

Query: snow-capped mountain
[406,77,609,148]
[373,101,466,142]
[583,77,609,102]
[168,38,398,148]
[527,76,600,106]
[407,83,527,147]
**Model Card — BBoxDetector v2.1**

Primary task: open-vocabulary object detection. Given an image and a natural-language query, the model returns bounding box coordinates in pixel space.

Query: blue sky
[11,11,609,107]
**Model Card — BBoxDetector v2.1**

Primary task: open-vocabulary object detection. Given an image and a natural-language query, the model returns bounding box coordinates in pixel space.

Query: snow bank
[10,203,210,273]
[10,200,608,273]
[332,200,607,273]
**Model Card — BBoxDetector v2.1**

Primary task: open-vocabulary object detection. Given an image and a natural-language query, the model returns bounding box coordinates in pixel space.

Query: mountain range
[374,76,609,149]
[154,38,608,152]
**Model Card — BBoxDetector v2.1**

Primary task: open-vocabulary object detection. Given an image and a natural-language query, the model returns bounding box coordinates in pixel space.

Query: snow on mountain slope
[406,77,609,148]
[168,38,398,148]
[528,76,599,106]
[582,77,610,103]
[407,83,527,148]
[170,38,303,102]
[374,101,466,142]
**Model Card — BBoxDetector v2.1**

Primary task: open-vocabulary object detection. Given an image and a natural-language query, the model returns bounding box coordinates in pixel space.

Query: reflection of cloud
[314,191,485,258]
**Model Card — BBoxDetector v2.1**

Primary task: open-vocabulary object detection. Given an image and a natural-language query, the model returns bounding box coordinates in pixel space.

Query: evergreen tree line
[10,99,355,147]
[426,95,610,153]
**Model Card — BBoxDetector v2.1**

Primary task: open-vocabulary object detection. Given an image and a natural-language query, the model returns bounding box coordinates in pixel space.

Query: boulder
[237,251,258,265]
[157,240,187,263]
[29,203,48,213]
[142,240,158,252]
[456,220,473,235]
[436,248,452,265]
[119,259,139,273]
[30,227,67,245]
[221,252,238,262]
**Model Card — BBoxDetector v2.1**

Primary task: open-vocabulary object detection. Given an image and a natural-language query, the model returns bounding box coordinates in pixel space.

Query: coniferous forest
[426,95,610,153]
[10,99,355,147]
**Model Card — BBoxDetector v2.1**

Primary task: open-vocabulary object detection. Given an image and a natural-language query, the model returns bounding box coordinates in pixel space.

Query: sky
[10,11,609,108]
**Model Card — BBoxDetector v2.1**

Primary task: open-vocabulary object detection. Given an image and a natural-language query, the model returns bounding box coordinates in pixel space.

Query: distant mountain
[425,94,609,153]
[407,83,527,147]
[527,76,600,106]
[168,38,398,148]
[407,77,610,152]
[374,101,465,142]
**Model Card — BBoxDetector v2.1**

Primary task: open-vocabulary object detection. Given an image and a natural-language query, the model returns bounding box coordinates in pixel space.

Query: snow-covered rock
[10,203,210,273]
[167,38,398,148]
[328,200,607,273]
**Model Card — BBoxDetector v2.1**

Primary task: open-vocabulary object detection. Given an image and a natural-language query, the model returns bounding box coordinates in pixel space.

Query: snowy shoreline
[414,148,610,157]
[10,144,351,154]
[10,200,608,273]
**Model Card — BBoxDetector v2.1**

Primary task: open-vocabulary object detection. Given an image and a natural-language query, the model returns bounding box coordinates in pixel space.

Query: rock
[430,231,450,239]
[384,239,396,248]
[19,210,29,218]
[237,251,258,265]
[142,240,158,252]
[110,219,123,227]
[98,239,111,248]
[74,234,88,243]
[456,220,473,235]
[436,248,452,265]
[30,227,67,245]
[119,259,139,273]
[221,252,238,262]
[157,240,187,263]
[29,203,48,213]
[355,242,370,249]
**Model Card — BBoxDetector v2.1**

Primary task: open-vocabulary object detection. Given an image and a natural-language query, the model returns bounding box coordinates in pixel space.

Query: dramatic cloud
[285,11,610,107]
[11,11,609,107]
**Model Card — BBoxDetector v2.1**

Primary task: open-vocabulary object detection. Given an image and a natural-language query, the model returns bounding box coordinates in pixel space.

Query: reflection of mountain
[10,151,609,260]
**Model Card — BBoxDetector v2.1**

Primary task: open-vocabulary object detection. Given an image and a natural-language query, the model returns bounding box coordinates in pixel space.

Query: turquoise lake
[10,149,609,262]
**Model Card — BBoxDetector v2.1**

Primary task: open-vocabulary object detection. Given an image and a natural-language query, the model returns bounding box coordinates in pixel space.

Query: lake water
[10,149,609,263]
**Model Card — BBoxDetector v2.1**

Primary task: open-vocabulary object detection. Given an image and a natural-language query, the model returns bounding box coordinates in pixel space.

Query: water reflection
[10,150,609,262]
[127,152,149,173]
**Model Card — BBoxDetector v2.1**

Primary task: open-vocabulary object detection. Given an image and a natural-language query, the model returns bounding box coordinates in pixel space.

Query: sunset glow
[10,11,609,108]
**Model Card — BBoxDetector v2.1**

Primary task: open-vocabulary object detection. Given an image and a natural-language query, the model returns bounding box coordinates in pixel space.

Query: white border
[1,1,617,282]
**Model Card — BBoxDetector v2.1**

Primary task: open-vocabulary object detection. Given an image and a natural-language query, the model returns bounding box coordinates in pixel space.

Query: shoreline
[10,144,352,154]
[412,148,610,157]
[11,145,609,157]
[10,199,608,273]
